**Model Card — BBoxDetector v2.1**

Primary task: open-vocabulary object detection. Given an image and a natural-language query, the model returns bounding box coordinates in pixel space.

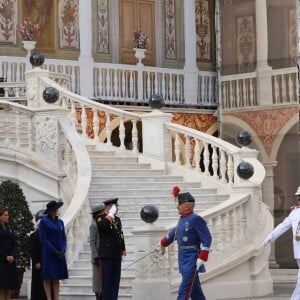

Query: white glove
[261,236,272,249]
[196,259,205,270]
[108,204,117,218]
[155,244,165,255]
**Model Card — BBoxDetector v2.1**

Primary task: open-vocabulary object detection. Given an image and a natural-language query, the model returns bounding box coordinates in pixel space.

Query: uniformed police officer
[158,187,212,300]
[262,186,300,300]
[96,198,126,300]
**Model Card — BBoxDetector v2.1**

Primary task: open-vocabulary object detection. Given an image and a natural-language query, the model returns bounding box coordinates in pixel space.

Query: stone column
[78,0,94,97]
[263,162,279,268]
[255,0,272,105]
[183,0,198,104]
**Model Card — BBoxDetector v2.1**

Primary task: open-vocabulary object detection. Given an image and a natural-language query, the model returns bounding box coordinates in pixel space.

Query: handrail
[59,117,92,263]
[165,122,238,153]
[40,76,141,120]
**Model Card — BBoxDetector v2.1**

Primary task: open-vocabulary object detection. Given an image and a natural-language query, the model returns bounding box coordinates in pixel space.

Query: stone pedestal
[131,224,172,300]
[140,110,172,163]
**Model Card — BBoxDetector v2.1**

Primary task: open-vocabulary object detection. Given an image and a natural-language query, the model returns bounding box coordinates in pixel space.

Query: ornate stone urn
[22,40,36,58]
[133,48,146,66]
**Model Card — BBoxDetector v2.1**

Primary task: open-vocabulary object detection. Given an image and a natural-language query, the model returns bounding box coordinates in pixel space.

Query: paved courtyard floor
[11,283,295,300]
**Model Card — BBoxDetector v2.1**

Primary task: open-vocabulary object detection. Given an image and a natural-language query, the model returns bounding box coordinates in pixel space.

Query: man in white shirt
[262,185,300,300]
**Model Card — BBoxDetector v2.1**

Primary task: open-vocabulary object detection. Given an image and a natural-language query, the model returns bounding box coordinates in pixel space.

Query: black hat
[103,198,118,206]
[35,209,46,222]
[90,204,105,214]
[45,200,63,214]
[178,192,195,204]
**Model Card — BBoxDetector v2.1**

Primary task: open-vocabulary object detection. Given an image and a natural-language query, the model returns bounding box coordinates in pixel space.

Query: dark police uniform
[161,191,212,300]
[97,198,126,300]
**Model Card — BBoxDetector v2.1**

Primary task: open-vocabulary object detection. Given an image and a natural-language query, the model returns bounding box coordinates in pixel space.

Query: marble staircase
[59,147,229,299]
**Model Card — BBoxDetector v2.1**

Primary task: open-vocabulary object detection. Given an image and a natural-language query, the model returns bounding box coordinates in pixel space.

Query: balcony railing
[0,55,297,110]
[0,55,217,107]
[221,67,298,109]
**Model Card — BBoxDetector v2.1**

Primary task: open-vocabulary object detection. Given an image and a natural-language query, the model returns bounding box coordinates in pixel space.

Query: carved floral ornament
[36,115,58,161]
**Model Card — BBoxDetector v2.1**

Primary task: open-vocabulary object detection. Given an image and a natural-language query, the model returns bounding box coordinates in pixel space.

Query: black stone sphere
[149,94,164,109]
[237,161,254,180]
[43,87,60,104]
[29,51,45,67]
[236,130,252,146]
[140,204,159,223]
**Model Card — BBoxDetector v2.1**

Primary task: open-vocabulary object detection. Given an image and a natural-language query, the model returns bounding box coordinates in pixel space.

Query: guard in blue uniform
[159,187,212,300]
[97,198,126,300]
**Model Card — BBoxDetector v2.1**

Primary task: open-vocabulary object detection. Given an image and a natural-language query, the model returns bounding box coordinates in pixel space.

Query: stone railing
[0,99,92,265]
[0,55,217,107]
[93,62,217,106]
[221,67,298,109]
[221,72,257,109]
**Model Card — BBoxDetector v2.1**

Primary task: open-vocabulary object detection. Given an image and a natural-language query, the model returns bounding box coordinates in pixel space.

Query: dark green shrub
[0,180,34,268]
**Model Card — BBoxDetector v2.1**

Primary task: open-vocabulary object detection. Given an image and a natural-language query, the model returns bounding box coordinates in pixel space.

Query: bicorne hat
[103,198,118,206]
[178,192,195,204]
[45,200,63,214]
[172,186,195,204]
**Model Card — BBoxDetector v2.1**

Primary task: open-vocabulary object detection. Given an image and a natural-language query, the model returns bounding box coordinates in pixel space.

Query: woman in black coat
[28,209,47,300]
[0,207,18,300]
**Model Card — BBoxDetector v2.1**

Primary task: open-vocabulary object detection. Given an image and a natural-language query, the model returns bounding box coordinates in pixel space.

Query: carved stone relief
[36,115,58,163]
[135,250,169,279]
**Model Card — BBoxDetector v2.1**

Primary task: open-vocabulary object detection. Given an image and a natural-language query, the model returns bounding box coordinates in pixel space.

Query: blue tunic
[39,216,68,280]
[163,212,212,274]
[162,212,212,299]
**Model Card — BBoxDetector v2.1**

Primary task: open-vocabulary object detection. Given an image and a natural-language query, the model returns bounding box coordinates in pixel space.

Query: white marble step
[91,169,166,176]
[88,187,215,197]
[91,156,138,163]
[92,162,151,170]
[270,268,298,284]
[88,193,226,205]
[90,175,184,183]
[90,181,201,190]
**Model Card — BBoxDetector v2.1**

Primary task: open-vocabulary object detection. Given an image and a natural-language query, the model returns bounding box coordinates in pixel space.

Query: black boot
[95,292,101,300]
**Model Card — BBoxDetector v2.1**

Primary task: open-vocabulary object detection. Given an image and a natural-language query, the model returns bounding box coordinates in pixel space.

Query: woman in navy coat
[0,208,18,300]
[39,200,68,300]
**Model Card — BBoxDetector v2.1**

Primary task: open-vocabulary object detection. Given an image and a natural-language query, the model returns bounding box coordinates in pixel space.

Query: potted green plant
[0,180,34,298]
